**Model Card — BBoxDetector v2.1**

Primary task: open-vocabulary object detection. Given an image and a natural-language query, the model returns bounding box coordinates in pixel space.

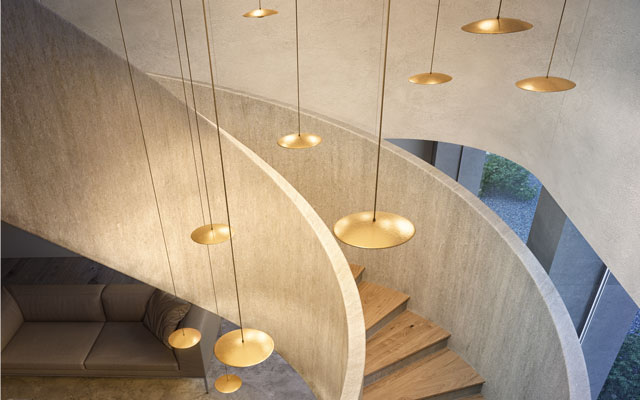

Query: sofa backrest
[101,284,155,321]
[1,287,24,351]
[7,285,106,322]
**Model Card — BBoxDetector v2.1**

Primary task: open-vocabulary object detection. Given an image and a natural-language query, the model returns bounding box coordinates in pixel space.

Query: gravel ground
[629,310,640,335]
[479,174,543,242]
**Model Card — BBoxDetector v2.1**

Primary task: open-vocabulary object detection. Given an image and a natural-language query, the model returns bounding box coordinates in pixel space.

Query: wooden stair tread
[358,281,410,331]
[349,263,365,281]
[363,349,485,400]
[365,310,450,376]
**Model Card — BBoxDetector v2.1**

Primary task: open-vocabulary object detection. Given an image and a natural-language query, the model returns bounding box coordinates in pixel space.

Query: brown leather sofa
[1,284,221,392]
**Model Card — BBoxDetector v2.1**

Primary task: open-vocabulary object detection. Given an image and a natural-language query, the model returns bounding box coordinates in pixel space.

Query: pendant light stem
[115,0,177,297]
[497,0,503,18]
[295,0,301,137]
[171,0,219,315]
[547,0,568,78]
[178,0,215,230]
[201,0,245,342]
[372,0,391,222]
[259,0,262,10]
[429,0,441,74]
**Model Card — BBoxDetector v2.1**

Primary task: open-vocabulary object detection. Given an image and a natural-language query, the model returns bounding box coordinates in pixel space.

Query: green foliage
[479,154,537,200]
[599,334,640,400]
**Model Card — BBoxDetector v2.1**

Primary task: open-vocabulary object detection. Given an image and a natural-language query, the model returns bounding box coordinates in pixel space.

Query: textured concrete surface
[153,77,592,399]
[0,1,364,399]
[39,0,640,305]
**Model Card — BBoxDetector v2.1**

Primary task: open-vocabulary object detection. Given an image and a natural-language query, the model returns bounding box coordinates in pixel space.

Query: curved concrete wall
[153,78,592,399]
[42,0,640,305]
[0,1,365,399]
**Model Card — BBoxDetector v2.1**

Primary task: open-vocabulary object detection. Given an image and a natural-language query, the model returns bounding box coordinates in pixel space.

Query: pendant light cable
[171,0,219,315]
[372,0,392,221]
[178,0,215,231]
[200,0,245,342]
[497,0,503,19]
[115,0,176,297]
[547,0,569,78]
[429,0,441,74]
[294,0,301,137]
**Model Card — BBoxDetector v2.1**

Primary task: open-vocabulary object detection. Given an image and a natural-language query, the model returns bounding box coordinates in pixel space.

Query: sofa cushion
[1,287,24,351]
[84,322,178,371]
[1,322,104,370]
[7,285,106,322]
[143,290,190,348]
[101,284,155,321]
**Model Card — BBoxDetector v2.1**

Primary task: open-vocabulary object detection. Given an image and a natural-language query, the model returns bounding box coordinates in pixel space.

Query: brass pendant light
[171,0,233,246]
[334,0,415,250]
[215,374,243,393]
[516,0,576,92]
[277,0,322,149]
[243,0,278,18]
[461,0,532,34]
[115,0,201,350]
[409,0,452,85]
[198,0,275,390]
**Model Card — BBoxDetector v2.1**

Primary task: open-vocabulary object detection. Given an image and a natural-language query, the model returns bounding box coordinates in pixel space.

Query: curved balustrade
[152,76,592,399]
[1,1,364,398]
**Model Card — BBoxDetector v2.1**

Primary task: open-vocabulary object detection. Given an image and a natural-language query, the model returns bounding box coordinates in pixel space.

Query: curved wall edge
[151,75,591,399]
[0,1,365,398]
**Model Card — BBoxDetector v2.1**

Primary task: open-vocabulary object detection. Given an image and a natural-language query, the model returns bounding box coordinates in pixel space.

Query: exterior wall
[41,0,640,305]
[155,77,591,399]
[0,1,365,398]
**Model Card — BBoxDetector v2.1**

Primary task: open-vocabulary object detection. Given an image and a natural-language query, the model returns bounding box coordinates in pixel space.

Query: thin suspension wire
[429,0,441,74]
[372,0,392,221]
[497,0,503,18]
[178,0,215,230]
[201,0,245,342]
[294,0,301,136]
[115,0,177,297]
[170,0,219,315]
[547,0,569,78]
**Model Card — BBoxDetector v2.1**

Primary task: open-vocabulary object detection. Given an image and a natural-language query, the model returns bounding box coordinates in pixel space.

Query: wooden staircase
[349,264,485,400]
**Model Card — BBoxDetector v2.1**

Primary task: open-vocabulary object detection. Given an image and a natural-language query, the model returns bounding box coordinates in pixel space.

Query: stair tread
[349,263,365,281]
[358,281,410,331]
[363,348,485,400]
[365,310,450,376]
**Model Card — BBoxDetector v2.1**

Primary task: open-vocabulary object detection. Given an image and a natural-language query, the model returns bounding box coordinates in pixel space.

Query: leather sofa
[1,284,221,391]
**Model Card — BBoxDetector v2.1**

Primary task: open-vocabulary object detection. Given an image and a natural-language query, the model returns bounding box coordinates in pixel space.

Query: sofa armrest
[2,287,24,351]
[173,304,221,376]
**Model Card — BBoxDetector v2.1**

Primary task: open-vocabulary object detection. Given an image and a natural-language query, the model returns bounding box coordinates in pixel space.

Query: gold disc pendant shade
[191,224,234,245]
[277,133,322,149]
[215,328,275,367]
[516,0,575,92]
[334,211,416,249]
[215,374,243,393]
[409,72,452,86]
[516,76,575,92]
[243,8,278,18]
[409,0,452,85]
[243,0,277,18]
[277,0,322,149]
[461,17,532,34]
[168,327,202,349]
[334,0,415,250]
